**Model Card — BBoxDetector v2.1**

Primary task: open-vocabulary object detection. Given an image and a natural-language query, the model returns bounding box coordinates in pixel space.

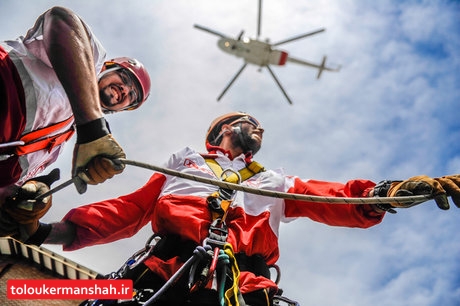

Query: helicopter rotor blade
[217,63,248,101]
[271,28,326,46]
[266,65,293,105]
[194,24,229,39]
[257,0,262,39]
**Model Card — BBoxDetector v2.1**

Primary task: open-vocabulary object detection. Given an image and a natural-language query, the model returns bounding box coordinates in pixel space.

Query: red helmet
[101,57,151,110]
[205,112,261,147]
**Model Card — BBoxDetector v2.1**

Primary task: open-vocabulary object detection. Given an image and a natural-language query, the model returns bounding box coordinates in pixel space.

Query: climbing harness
[204,157,265,220]
[184,157,265,305]
[0,116,75,161]
[204,158,265,184]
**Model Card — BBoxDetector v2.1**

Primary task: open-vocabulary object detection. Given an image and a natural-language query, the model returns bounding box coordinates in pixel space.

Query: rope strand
[119,158,432,205]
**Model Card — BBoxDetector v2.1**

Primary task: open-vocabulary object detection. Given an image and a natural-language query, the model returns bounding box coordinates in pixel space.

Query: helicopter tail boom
[270,50,288,66]
[287,55,340,79]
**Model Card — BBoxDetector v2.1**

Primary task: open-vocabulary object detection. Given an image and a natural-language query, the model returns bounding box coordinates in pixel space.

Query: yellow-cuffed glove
[0,209,20,238]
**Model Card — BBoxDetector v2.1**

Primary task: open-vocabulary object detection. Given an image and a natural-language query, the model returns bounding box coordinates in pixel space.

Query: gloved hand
[387,175,452,210]
[2,169,59,239]
[4,181,52,224]
[72,118,126,194]
[434,175,460,208]
[0,210,21,238]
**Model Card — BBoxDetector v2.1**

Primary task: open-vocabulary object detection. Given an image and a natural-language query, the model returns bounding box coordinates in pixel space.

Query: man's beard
[99,88,116,108]
[231,126,261,155]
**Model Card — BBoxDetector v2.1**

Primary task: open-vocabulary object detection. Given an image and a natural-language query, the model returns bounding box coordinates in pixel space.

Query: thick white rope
[120,159,432,205]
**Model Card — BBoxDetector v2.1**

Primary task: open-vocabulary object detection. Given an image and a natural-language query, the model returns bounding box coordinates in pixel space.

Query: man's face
[98,69,140,112]
[231,122,264,155]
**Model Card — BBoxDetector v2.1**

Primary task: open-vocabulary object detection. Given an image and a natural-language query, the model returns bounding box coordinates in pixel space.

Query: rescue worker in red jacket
[0,7,151,240]
[5,112,460,306]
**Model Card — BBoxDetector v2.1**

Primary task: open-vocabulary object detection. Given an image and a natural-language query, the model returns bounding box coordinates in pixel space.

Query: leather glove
[434,175,460,208]
[72,118,126,194]
[387,175,450,210]
[4,180,52,224]
[2,169,59,239]
[0,210,21,237]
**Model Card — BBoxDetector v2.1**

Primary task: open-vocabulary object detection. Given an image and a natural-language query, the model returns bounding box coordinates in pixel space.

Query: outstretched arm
[42,7,126,193]
[42,6,101,125]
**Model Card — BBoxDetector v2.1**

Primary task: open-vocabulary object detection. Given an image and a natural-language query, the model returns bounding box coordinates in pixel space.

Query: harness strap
[14,116,75,156]
[200,158,267,305]
[223,243,242,306]
[205,158,265,222]
[205,158,265,184]
[234,253,270,279]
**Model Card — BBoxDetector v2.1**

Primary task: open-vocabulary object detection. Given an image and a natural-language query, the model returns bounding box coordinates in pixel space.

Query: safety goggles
[117,69,141,105]
[228,115,263,130]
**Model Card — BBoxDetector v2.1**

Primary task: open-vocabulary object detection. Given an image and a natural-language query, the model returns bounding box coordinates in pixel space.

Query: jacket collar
[204,144,253,163]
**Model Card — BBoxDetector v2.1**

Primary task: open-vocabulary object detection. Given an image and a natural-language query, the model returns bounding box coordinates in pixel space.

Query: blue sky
[1,1,459,305]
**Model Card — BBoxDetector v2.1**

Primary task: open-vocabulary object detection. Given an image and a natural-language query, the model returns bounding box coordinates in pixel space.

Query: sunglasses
[228,116,263,130]
[117,69,140,105]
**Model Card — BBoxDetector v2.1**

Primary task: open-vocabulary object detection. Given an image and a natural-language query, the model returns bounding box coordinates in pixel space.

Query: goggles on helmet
[228,115,263,130]
[206,112,263,148]
[117,69,141,106]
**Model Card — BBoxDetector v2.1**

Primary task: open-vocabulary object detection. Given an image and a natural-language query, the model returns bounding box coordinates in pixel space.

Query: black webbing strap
[234,253,271,279]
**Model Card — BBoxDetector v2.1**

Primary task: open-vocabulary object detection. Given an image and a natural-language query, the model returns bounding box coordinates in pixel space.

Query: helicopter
[194,0,341,105]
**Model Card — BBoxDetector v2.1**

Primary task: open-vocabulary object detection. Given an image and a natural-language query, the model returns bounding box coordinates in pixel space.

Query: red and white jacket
[0,9,106,191]
[63,146,384,294]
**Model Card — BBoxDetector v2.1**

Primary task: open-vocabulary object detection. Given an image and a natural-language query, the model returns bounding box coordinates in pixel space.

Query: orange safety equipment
[14,117,75,156]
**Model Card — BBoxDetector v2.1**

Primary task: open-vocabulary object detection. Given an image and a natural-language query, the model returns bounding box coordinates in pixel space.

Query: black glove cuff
[25,168,60,187]
[373,180,401,214]
[76,118,111,144]
[374,203,397,214]
[24,222,52,246]
[373,180,395,197]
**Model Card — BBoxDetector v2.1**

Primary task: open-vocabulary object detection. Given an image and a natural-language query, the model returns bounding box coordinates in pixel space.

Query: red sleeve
[284,178,383,228]
[63,173,166,250]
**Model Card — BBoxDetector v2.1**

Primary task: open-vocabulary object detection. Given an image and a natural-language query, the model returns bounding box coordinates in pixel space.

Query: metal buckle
[204,219,228,248]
